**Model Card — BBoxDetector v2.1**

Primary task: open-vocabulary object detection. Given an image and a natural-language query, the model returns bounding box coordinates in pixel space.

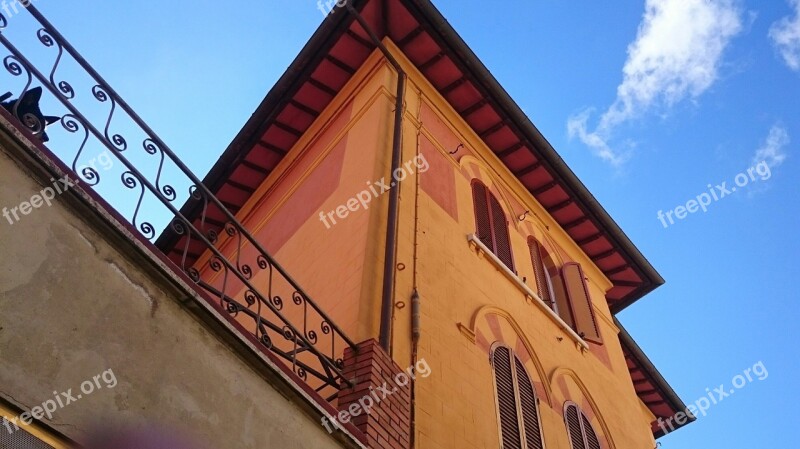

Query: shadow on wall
[84,424,208,449]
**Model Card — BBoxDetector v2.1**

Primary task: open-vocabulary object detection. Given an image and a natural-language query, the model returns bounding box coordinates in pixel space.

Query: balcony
[0,4,355,403]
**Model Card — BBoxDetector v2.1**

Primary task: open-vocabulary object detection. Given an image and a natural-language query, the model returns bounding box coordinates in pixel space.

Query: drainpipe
[346,4,407,353]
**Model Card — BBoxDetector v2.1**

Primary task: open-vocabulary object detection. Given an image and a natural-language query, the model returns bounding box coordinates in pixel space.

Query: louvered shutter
[561,262,602,344]
[493,346,522,449]
[551,271,575,328]
[472,181,514,270]
[565,404,586,449]
[514,357,544,449]
[489,195,514,270]
[582,414,601,449]
[564,402,602,449]
[472,182,494,252]
[529,239,555,310]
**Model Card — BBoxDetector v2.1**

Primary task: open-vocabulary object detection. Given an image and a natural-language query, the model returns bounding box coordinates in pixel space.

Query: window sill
[466,234,589,351]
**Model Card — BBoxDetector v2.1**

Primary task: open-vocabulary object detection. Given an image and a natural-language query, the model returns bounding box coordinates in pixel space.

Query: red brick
[338,339,411,449]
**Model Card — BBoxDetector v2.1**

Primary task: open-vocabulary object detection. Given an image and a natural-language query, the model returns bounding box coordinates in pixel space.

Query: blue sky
[3,0,798,447]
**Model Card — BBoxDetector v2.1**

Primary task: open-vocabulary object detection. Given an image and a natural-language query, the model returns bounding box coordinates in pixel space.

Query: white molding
[467,234,589,351]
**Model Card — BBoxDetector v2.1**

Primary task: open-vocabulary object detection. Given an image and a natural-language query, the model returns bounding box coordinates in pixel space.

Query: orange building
[157,1,694,448]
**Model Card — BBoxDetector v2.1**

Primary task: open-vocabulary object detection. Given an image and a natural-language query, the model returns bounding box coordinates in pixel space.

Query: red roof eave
[616,318,695,438]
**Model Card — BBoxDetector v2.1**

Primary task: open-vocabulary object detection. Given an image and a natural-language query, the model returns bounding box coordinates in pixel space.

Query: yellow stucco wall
[379,39,657,449]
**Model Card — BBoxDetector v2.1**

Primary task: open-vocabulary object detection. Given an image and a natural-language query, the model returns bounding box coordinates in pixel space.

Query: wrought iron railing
[0,5,356,399]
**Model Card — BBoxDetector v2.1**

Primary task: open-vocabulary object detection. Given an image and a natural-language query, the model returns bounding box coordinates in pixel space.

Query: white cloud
[568,0,742,164]
[753,125,789,168]
[566,109,630,166]
[770,0,800,71]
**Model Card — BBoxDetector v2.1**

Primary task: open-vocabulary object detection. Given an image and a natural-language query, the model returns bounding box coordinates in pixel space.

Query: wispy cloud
[568,0,743,165]
[770,0,800,71]
[753,125,789,168]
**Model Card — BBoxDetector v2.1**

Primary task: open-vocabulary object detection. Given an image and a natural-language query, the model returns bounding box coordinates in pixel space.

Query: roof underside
[617,319,695,437]
[155,0,683,435]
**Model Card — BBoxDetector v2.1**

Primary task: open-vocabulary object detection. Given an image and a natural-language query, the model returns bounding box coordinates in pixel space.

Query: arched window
[564,402,601,449]
[528,237,601,344]
[472,181,514,270]
[528,237,557,312]
[491,345,544,449]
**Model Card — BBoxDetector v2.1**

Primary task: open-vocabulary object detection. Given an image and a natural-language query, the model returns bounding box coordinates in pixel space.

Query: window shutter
[561,262,602,344]
[472,181,514,270]
[492,346,546,449]
[472,182,494,252]
[514,357,544,449]
[528,239,555,310]
[564,403,602,449]
[489,195,514,270]
[582,414,601,449]
[564,404,586,449]
[551,271,575,328]
[492,346,522,449]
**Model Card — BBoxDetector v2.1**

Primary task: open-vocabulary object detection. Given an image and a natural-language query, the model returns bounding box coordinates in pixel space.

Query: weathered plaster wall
[0,132,357,449]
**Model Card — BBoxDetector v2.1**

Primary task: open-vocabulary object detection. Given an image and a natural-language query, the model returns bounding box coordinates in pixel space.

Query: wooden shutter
[582,414,601,449]
[564,403,602,449]
[492,346,545,449]
[561,262,602,344]
[528,239,555,310]
[472,182,494,252]
[472,181,514,270]
[514,357,544,449]
[492,346,522,449]
[489,195,514,270]
[564,404,586,449]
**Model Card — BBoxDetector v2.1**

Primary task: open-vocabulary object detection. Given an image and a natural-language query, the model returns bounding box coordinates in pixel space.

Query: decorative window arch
[472,180,514,270]
[491,344,545,449]
[564,402,601,449]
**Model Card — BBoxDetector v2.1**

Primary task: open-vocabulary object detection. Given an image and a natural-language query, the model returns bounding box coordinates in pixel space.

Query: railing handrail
[0,4,356,394]
[22,5,356,350]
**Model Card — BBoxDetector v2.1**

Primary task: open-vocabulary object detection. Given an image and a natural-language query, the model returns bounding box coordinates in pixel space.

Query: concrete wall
[0,122,360,449]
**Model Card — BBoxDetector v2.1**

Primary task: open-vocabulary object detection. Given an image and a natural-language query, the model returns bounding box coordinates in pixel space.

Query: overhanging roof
[156,0,663,314]
[617,318,695,437]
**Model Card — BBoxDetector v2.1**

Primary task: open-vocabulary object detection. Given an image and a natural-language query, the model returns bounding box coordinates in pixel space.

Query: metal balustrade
[0,4,356,400]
